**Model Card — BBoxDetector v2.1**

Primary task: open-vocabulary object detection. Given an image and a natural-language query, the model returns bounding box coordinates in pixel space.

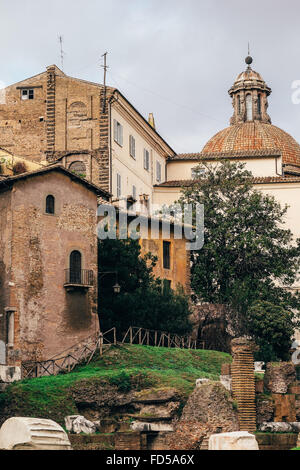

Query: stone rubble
[209,431,259,450]
[259,422,300,433]
[195,378,210,387]
[65,415,97,434]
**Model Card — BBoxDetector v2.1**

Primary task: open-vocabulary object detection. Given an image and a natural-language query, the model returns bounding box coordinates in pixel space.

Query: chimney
[148,113,156,130]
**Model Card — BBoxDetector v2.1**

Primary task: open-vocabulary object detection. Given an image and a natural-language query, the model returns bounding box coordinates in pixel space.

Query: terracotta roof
[168,122,300,167]
[201,122,300,166]
[0,165,111,199]
[155,176,300,188]
[168,148,281,161]
[283,165,300,176]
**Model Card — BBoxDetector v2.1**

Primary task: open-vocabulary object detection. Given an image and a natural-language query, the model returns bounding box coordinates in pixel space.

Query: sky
[0,0,299,153]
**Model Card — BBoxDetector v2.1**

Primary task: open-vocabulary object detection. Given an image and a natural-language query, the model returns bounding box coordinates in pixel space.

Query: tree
[98,238,192,337]
[176,160,300,349]
[247,301,295,362]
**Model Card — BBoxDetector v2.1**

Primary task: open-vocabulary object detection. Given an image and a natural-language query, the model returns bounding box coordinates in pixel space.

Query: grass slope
[0,344,231,425]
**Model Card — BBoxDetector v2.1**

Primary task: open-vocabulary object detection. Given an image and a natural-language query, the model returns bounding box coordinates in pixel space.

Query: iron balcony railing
[64,269,94,286]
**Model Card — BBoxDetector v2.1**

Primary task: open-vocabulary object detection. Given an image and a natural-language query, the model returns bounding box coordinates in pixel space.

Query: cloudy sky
[1,0,299,153]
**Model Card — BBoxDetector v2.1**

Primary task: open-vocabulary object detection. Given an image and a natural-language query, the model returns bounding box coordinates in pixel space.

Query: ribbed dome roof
[235,69,264,83]
[201,121,300,166]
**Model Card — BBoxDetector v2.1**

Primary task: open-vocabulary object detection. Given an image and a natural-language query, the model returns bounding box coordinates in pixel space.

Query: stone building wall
[140,225,190,294]
[0,190,13,356]
[0,170,99,363]
[0,72,47,161]
[0,66,110,191]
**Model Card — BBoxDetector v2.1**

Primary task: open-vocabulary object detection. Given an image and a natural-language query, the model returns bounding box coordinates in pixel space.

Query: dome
[229,68,271,98]
[235,69,264,83]
[201,121,300,166]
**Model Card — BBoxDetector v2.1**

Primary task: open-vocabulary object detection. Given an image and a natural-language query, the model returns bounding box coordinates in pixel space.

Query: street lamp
[99,271,121,294]
[113,282,121,294]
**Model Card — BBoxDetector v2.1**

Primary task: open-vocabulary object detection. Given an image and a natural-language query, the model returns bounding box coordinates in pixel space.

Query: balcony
[64,269,94,291]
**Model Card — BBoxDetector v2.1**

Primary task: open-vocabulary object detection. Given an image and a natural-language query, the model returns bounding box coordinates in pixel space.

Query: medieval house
[0,65,175,209]
[0,165,109,365]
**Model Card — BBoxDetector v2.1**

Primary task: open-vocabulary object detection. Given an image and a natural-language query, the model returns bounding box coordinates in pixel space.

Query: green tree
[98,238,192,337]
[177,160,300,350]
[247,301,295,362]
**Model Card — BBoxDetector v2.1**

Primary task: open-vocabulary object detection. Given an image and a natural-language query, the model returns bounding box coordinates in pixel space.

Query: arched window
[246,94,253,121]
[69,161,86,178]
[69,250,82,284]
[237,95,241,115]
[257,94,261,116]
[45,195,55,214]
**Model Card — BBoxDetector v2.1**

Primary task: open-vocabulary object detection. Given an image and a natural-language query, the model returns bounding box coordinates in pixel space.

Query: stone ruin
[167,380,239,450]
[209,431,259,451]
[256,361,300,428]
[0,417,72,450]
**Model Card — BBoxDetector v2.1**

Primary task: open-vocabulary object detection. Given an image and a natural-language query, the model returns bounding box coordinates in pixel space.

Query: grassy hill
[0,344,231,426]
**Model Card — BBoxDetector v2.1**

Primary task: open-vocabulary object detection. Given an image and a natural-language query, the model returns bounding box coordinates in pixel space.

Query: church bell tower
[229,56,272,125]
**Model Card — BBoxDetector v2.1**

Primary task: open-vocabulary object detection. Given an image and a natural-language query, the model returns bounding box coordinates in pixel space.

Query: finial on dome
[245,42,253,66]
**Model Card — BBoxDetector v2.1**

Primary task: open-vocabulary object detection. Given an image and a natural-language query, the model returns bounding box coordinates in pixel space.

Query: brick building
[0,165,109,365]
[0,65,175,207]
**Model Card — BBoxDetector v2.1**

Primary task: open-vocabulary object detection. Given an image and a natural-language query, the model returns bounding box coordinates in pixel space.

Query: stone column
[231,337,257,432]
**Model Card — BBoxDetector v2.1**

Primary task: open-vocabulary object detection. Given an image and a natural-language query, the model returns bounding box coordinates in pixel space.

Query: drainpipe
[275,155,283,177]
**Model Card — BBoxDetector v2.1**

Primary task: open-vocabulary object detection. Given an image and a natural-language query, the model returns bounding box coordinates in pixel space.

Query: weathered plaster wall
[0,190,12,349]
[140,224,190,293]
[166,157,281,181]
[7,172,98,362]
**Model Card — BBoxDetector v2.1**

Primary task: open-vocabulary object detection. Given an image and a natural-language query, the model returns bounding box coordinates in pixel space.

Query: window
[117,173,121,198]
[156,161,162,182]
[129,135,136,159]
[113,119,123,146]
[163,279,171,292]
[143,149,150,171]
[163,241,171,269]
[132,185,137,200]
[257,94,261,115]
[69,250,82,284]
[69,161,86,178]
[237,95,241,114]
[246,94,253,121]
[21,89,34,100]
[45,195,55,214]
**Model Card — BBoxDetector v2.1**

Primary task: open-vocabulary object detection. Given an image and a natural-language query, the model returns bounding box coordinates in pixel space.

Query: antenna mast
[101,52,108,113]
[58,35,65,71]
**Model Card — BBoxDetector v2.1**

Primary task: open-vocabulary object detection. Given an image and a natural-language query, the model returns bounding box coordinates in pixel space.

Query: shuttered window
[129,135,136,159]
[156,161,162,182]
[163,241,171,269]
[117,173,121,198]
[113,119,123,146]
[143,149,150,171]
